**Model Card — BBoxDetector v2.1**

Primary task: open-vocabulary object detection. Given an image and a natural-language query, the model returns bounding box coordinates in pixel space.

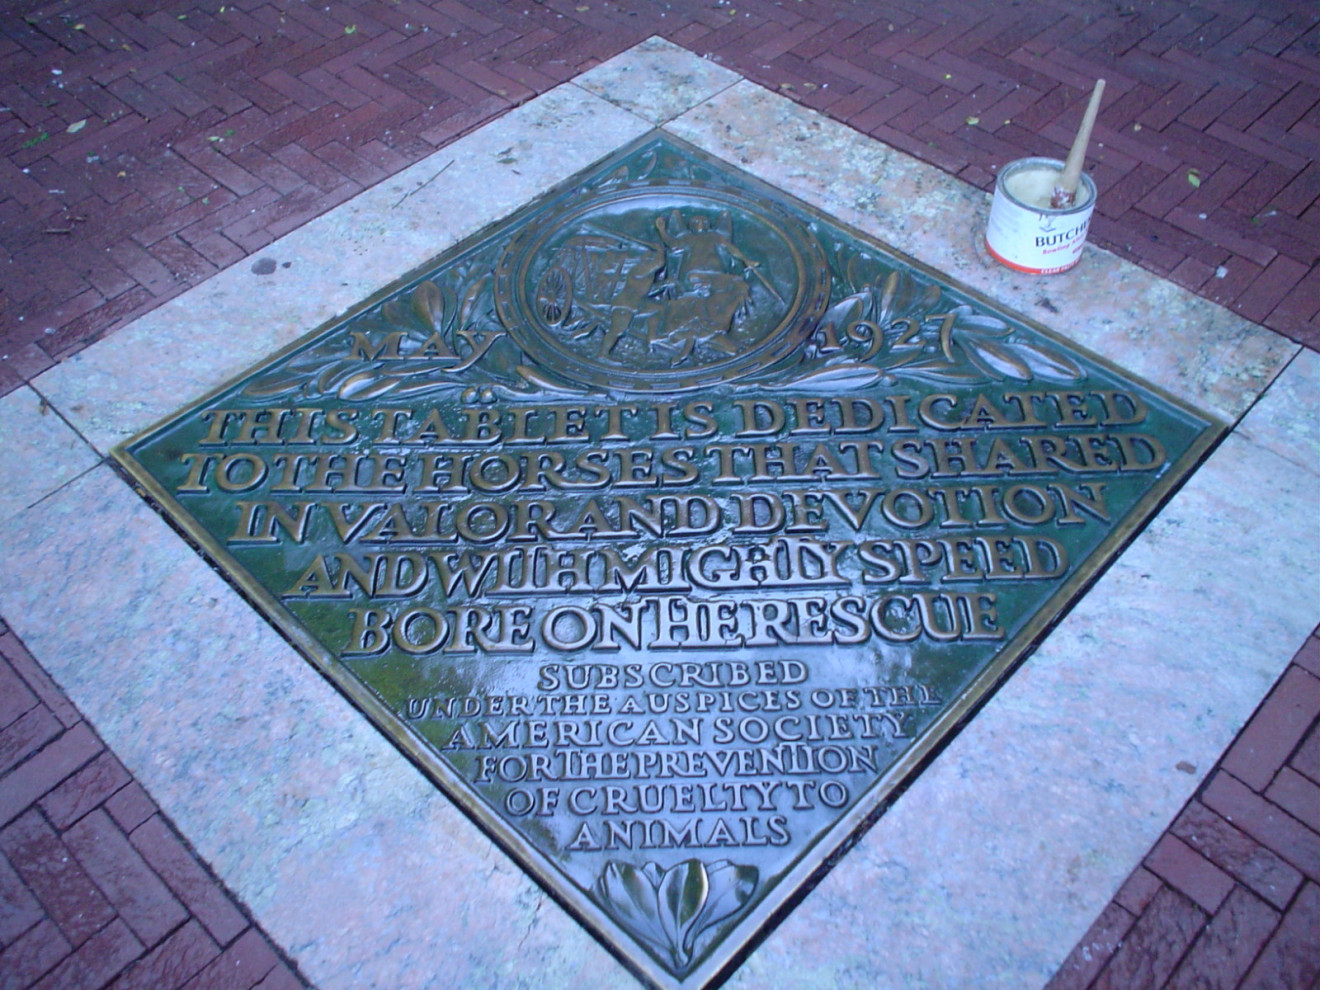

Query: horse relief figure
[645,209,770,361]
[539,208,771,367]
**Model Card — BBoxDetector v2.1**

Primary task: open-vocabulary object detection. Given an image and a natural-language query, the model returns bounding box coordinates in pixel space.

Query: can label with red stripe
[986,157,1096,275]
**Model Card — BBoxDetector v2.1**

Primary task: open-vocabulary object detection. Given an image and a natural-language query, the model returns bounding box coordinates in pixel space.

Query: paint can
[985,157,1097,275]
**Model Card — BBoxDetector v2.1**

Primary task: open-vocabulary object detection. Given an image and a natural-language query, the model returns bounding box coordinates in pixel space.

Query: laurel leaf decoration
[784,363,884,389]
[814,293,868,353]
[598,861,663,939]
[596,859,758,972]
[513,364,590,395]
[789,263,1087,390]
[657,860,708,953]
[962,336,1034,380]
[241,264,519,401]
[243,370,306,399]
[411,279,445,331]
[340,372,404,400]
[874,269,906,326]
[317,362,360,396]
[460,274,490,328]
[683,861,760,957]
[1008,338,1086,381]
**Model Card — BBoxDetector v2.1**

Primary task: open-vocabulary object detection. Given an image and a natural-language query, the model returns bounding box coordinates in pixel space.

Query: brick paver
[0,622,306,990]
[1047,630,1320,990]
[0,3,1318,988]
[1,0,1318,398]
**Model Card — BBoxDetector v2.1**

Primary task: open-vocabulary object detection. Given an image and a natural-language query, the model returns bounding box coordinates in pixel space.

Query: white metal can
[985,157,1097,275]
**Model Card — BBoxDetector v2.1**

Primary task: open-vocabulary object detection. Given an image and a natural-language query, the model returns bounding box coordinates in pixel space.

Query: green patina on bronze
[115,134,1222,990]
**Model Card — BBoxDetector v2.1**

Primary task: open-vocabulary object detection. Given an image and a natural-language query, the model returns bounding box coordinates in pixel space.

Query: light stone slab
[729,428,1320,990]
[663,81,1296,424]
[1235,347,1320,475]
[0,385,99,525]
[1,36,1316,990]
[34,84,652,456]
[574,35,741,124]
[0,467,628,990]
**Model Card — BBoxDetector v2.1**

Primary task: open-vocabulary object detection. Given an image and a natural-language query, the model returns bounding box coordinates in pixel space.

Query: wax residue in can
[1004,164,1067,210]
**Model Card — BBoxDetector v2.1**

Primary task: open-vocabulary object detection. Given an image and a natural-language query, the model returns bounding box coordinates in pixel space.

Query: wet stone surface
[115,134,1222,990]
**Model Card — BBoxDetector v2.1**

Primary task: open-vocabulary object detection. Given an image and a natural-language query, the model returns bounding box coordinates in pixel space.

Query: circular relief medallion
[495,178,830,392]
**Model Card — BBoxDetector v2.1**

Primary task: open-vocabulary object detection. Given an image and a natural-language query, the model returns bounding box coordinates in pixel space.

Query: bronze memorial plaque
[115,134,1222,990]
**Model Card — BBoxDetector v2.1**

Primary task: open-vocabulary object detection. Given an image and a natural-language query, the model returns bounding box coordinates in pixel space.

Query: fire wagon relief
[495,179,830,393]
[532,207,778,367]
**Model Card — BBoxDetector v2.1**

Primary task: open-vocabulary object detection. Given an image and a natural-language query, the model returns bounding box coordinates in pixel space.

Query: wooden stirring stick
[1051,78,1106,208]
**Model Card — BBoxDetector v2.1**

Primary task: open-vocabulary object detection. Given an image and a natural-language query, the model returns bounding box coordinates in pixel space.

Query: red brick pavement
[1048,631,1320,990]
[1,3,1319,988]
[0,0,1318,399]
[0,621,307,990]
